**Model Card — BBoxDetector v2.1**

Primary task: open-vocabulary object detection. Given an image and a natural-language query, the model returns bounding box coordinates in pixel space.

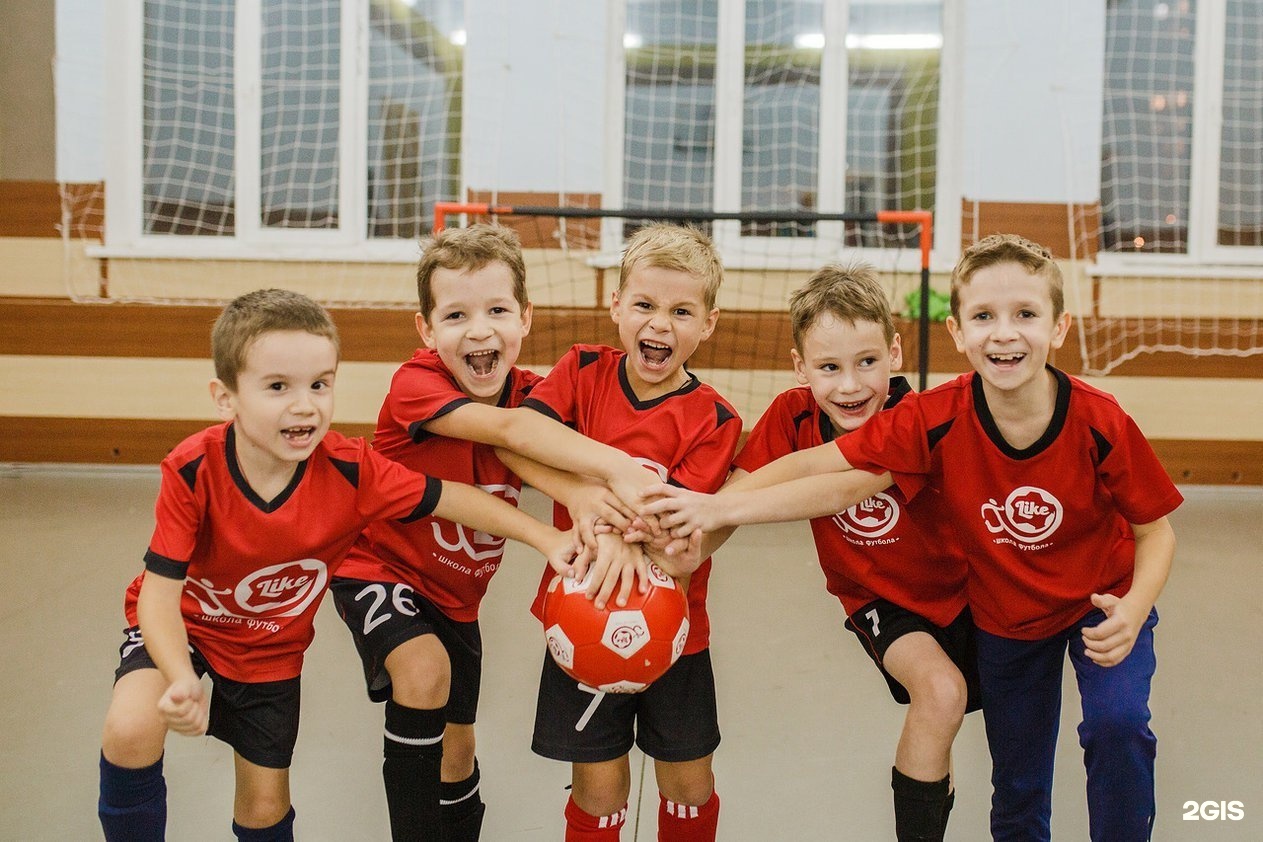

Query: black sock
[98,752,167,842]
[383,701,445,842]
[441,760,486,842]
[891,767,951,842]
[231,805,295,842]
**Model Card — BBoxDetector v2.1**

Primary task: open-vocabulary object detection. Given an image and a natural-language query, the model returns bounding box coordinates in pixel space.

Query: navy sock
[383,701,445,841]
[98,752,167,842]
[441,760,486,842]
[232,805,296,842]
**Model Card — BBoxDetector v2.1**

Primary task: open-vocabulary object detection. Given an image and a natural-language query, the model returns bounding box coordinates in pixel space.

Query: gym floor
[2,466,1260,840]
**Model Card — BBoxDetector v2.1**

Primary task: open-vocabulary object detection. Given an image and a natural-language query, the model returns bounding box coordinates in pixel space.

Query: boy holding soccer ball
[645,235,1182,842]
[504,223,741,840]
[329,224,662,841]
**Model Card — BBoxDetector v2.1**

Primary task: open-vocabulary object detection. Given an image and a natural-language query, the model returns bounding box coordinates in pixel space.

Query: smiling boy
[97,289,580,842]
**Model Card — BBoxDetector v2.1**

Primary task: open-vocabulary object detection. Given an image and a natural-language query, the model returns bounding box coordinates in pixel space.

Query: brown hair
[951,233,1065,320]
[211,289,340,390]
[619,223,724,310]
[789,261,895,350]
[416,224,528,318]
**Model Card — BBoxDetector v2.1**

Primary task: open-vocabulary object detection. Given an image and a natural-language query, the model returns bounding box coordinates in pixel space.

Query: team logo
[832,492,900,538]
[235,558,328,616]
[981,486,1063,543]
[431,483,518,562]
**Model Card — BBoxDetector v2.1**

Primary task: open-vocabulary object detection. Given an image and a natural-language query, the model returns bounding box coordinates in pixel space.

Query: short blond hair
[416,224,528,318]
[619,224,723,310]
[789,261,895,351]
[951,234,1065,320]
[211,289,339,390]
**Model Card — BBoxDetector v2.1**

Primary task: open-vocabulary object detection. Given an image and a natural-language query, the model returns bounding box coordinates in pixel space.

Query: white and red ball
[542,563,689,693]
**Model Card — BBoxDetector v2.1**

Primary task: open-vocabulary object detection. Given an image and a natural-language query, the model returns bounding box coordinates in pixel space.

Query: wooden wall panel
[962,199,1100,260]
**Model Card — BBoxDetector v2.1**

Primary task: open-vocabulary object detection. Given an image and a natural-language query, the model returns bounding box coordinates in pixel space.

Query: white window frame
[603,0,962,274]
[99,0,420,264]
[1095,0,1263,276]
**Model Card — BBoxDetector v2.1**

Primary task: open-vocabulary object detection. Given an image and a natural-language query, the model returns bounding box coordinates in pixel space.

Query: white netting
[1069,0,1263,374]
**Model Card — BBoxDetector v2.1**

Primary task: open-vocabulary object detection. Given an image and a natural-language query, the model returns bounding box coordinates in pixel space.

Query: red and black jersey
[836,368,1183,639]
[735,377,967,627]
[338,348,542,621]
[125,423,440,683]
[522,344,742,654]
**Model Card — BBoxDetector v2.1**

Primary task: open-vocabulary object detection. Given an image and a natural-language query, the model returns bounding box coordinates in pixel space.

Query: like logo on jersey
[832,491,901,540]
[981,486,1064,545]
[186,558,328,625]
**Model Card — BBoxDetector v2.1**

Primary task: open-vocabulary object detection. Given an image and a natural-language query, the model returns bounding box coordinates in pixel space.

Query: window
[1100,0,1263,263]
[109,0,464,258]
[616,0,951,267]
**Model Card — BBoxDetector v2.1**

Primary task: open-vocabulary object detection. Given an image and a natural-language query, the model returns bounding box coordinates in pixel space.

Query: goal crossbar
[433,202,934,390]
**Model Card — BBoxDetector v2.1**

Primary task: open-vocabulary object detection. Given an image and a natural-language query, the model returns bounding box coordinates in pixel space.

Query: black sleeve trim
[144,549,189,580]
[176,455,204,492]
[1089,426,1114,465]
[927,419,954,451]
[408,396,473,443]
[715,402,737,428]
[399,475,443,523]
[330,457,360,489]
[520,397,563,423]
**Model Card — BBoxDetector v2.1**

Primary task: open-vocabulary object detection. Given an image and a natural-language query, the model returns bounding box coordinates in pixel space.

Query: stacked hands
[551,469,715,612]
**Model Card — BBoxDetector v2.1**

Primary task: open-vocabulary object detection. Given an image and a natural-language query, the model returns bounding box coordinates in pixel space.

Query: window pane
[623,0,718,233]
[260,0,340,229]
[143,0,236,236]
[367,0,464,239]
[1100,0,1195,254]
[1217,0,1263,247]
[741,1,820,237]
[845,1,941,246]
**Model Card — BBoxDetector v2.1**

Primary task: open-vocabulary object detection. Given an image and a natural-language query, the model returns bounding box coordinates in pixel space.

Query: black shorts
[114,626,301,769]
[844,601,982,713]
[531,648,720,764]
[330,577,483,723]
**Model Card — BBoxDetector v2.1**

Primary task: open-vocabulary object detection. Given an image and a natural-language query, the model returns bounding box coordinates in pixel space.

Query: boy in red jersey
[507,224,741,841]
[97,289,580,842]
[645,234,1182,842]
[720,262,978,841]
[330,224,660,842]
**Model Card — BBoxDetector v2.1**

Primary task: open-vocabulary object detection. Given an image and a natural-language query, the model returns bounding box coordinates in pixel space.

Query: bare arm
[426,404,658,511]
[642,469,893,537]
[1081,516,1176,667]
[136,572,208,736]
[721,440,855,493]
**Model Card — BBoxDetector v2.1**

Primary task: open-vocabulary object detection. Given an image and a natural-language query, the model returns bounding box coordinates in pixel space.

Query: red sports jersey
[522,344,742,654]
[734,378,967,627]
[125,423,440,683]
[836,369,1183,639]
[337,348,542,621]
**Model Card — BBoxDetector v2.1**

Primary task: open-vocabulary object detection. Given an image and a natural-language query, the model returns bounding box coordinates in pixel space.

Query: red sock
[564,795,626,841]
[658,790,719,842]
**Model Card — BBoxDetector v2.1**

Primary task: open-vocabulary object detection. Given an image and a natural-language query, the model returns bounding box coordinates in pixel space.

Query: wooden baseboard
[2,416,1259,484]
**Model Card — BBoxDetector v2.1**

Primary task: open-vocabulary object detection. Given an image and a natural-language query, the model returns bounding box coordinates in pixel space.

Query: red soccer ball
[541,563,689,693]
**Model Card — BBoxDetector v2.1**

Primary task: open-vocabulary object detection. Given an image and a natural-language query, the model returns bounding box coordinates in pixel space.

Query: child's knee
[655,757,715,806]
[1079,702,1153,749]
[101,689,168,766]
[234,791,292,830]
[386,638,451,708]
[911,667,968,725]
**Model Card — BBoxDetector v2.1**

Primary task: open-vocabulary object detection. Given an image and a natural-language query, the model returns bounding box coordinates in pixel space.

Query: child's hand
[1081,593,1145,667]
[542,527,580,579]
[158,677,209,736]
[639,483,725,537]
[644,528,704,579]
[584,532,650,611]
[568,482,634,551]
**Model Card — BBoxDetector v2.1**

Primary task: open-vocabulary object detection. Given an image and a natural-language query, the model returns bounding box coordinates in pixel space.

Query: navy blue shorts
[532,648,720,764]
[330,577,483,723]
[114,626,301,769]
